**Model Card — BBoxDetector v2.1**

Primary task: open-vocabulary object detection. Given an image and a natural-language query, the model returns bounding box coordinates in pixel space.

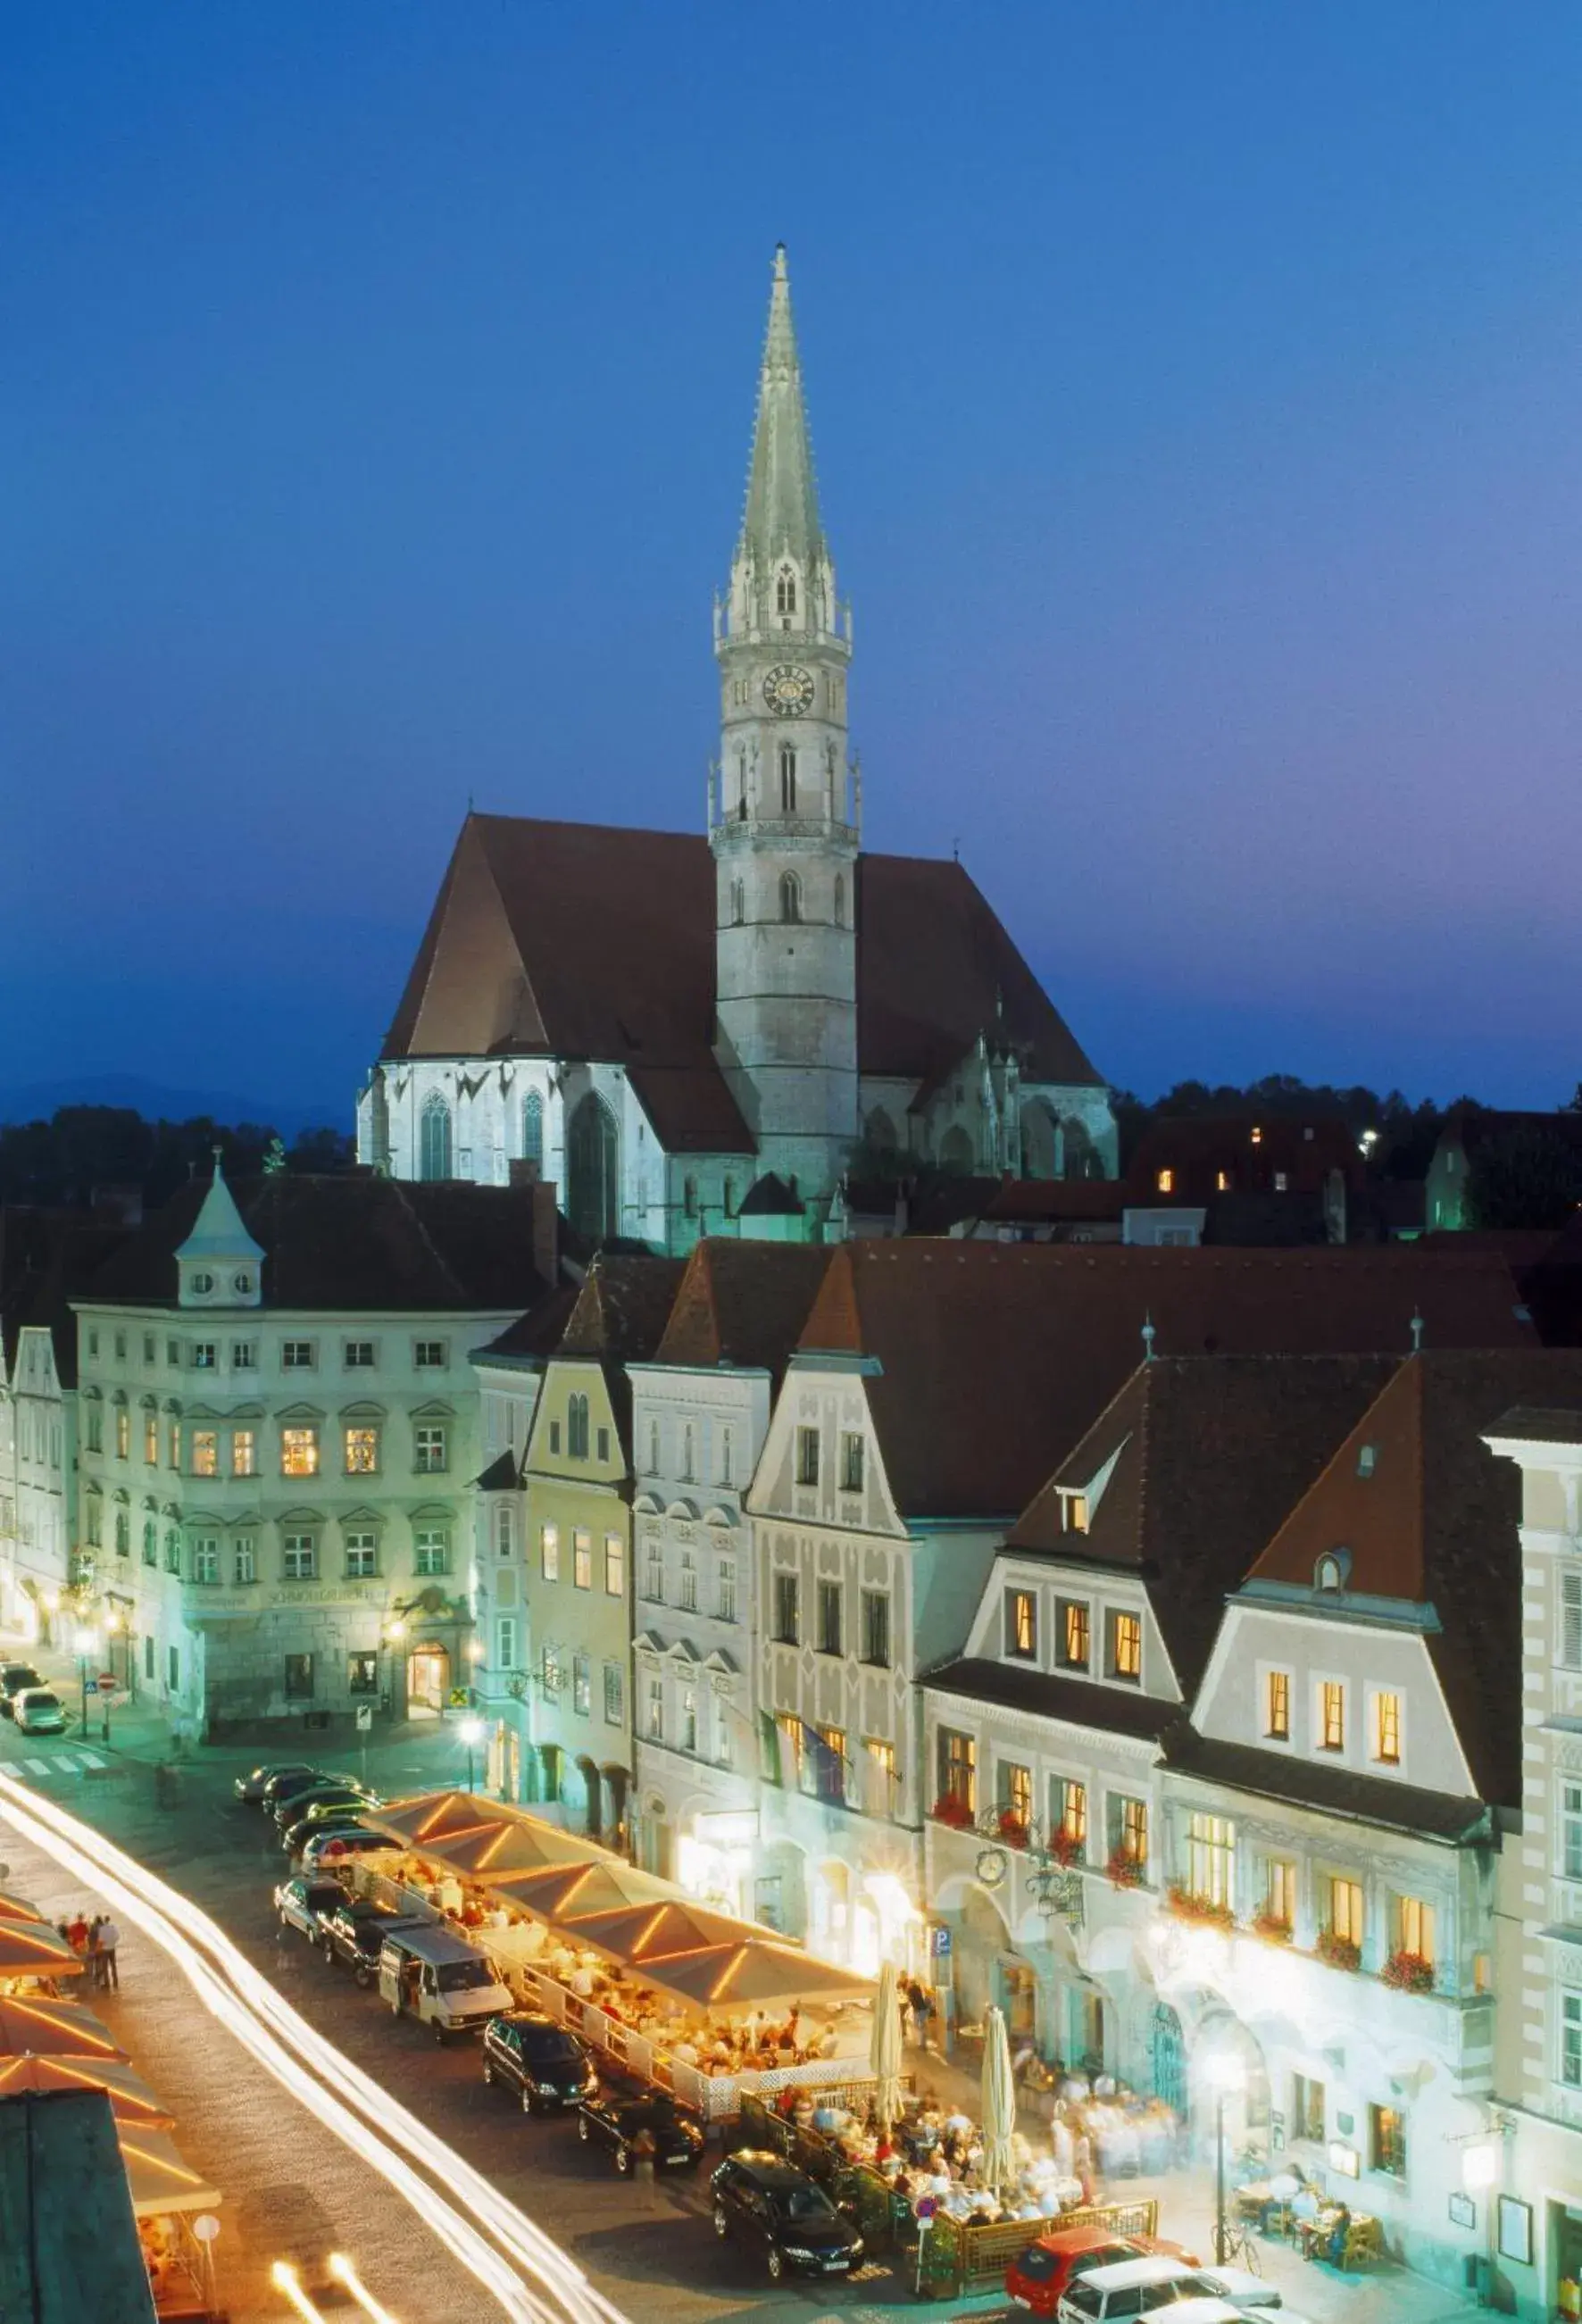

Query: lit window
[573,1529,592,1589]
[1157,1168,1174,1193]
[1372,1691,1401,1764]
[937,1728,976,1815]
[191,1430,219,1479]
[1357,1445,1377,1478]
[1263,1857,1297,1931]
[231,1429,255,1478]
[349,1652,379,1695]
[344,1426,379,1475]
[1063,1494,1089,1534]
[1057,1778,1087,1854]
[1328,1874,1364,1945]
[283,1534,317,1580]
[999,1762,1033,1831]
[1369,2103,1405,2178]
[1251,1125,1263,1144]
[1293,2073,1325,2142]
[1273,1170,1289,1192]
[1215,1170,1230,1192]
[1109,1609,1142,1682]
[1265,1670,1291,1740]
[540,1525,560,1581]
[795,1427,820,1487]
[1187,1812,1235,1907]
[115,1405,130,1460]
[413,1423,447,1475]
[1005,1588,1037,1660]
[144,1412,158,1464]
[1059,1599,1090,1670]
[1109,1795,1148,1872]
[573,1653,591,1718]
[168,1421,181,1470]
[604,1535,624,1596]
[1320,1681,1345,1752]
[1393,1894,1435,1967]
[345,1530,378,1579]
[281,1427,319,1479]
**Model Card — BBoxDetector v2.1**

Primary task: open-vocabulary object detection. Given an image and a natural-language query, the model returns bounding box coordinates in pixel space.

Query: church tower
[712,246,859,1206]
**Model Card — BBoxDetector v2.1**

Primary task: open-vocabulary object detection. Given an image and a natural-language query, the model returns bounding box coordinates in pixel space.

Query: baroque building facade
[359,249,1116,1251]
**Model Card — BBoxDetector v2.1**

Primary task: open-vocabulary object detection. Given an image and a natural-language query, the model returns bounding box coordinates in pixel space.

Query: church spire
[739,244,825,576]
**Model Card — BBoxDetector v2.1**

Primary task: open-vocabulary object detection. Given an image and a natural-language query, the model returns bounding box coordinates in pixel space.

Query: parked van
[378,1925,513,2040]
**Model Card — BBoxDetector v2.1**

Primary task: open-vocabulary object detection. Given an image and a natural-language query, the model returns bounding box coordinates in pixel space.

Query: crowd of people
[53,1908,121,1988]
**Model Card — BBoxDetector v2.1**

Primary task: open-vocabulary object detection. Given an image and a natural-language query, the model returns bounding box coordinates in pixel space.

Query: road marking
[50,1754,81,1772]
[77,1751,105,1768]
[23,1758,52,1775]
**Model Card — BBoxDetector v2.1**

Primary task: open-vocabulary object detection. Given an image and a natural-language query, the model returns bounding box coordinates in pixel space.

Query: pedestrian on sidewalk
[66,1910,89,1956]
[97,1915,121,1989]
[630,2124,657,2209]
[907,1976,933,2050]
[86,1918,104,1987]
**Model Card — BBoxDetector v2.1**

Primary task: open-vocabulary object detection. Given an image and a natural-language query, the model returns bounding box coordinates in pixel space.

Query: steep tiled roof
[80,1174,557,1314]
[653,1240,829,1378]
[557,1255,687,1367]
[1241,1346,1582,1807]
[794,1241,1536,1523]
[1486,1402,1582,1445]
[1014,1354,1402,1694]
[0,1212,132,1387]
[474,1282,582,1365]
[378,817,1103,1145]
[922,1657,1180,1745]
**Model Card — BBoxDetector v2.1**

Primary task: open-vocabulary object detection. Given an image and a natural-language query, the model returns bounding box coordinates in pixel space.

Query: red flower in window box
[1106,1845,1145,1889]
[1046,1827,1086,1869]
[996,1809,1031,1849]
[1165,1882,1236,1930]
[1251,1910,1293,1945]
[1381,1947,1434,1993]
[1315,1927,1362,1972]
[931,1793,973,1829]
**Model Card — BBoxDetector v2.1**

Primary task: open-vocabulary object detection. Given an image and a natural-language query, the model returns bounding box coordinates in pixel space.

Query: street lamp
[73,1626,101,1739]
[1203,2052,1245,2264]
[458,1716,485,1795]
[101,1614,122,1745]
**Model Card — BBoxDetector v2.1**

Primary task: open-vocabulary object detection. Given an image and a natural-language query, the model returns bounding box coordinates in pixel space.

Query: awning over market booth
[0,1921,85,1980]
[560,1900,746,1964]
[637,1938,876,2012]
[0,1891,47,1924]
[115,2126,221,2216]
[492,1861,665,1920]
[0,2054,175,2128]
[0,1995,126,2060]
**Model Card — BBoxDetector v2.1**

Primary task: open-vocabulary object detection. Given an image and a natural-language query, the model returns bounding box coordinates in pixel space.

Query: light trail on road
[0,1774,637,2324]
[330,2250,405,2323]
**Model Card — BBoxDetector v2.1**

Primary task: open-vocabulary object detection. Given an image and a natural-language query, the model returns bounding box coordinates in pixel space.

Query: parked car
[0,1663,45,1718]
[272,1781,371,1834]
[710,2151,864,2283]
[12,1688,69,1737]
[298,1788,382,1828]
[1057,2256,1210,2324]
[277,1790,377,1847]
[576,2085,704,2173]
[261,1766,334,1811]
[482,2011,597,2110]
[321,1899,427,1987]
[274,1875,348,1940]
[1009,2230,1202,2315]
[1188,2270,1281,2313]
[282,1807,370,1860]
[300,1827,394,1873]
[238,1761,318,1803]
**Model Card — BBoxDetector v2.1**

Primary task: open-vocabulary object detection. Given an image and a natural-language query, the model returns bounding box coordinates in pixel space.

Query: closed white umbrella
[980,2003,1016,2192]
[871,1959,904,2131]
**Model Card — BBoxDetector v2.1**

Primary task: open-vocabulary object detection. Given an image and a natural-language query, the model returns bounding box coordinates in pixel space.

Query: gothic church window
[420,1094,453,1182]
[779,747,797,813]
[834,874,845,928]
[730,880,745,926]
[779,872,802,924]
[777,567,796,616]
[567,1092,619,1244]
[521,1090,545,1175]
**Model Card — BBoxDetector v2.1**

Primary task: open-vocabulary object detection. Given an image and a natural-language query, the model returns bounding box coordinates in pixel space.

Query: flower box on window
[1166,1882,1236,1931]
[931,1793,974,1830]
[1315,1927,1362,1972]
[996,1809,1031,1850]
[1251,1911,1294,1945]
[1046,1827,1086,1870]
[1106,1845,1145,1890]
[1381,1947,1434,1993]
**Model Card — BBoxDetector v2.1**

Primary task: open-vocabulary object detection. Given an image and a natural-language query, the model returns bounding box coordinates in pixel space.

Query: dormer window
[1315,1551,1349,1591]
[190,1271,214,1295]
[1062,1493,1089,1534]
[1156,1169,1174,1194]
[1356,1445,1377,1479]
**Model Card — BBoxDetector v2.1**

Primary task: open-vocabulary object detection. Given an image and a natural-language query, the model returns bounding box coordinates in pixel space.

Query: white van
[1057,2256,1208,2324]
[377,1924,514,2040]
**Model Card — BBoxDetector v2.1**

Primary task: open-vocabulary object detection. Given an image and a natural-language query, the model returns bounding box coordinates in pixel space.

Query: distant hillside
[0,1075,347,1139]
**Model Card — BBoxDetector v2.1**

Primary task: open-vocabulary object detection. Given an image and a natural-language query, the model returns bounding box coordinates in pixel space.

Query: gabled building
[360,248,1115,1248]
[625,1238,828,1911]
[1171,1348,1582,2288]
[1123,1115,1365,1248]
[72,1168,554,1736]
[517,1254,684,1843]
[920,1354,1397,2068]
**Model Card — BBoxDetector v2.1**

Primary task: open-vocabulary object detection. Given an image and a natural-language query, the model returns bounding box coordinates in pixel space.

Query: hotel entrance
[406,1643,449,1716]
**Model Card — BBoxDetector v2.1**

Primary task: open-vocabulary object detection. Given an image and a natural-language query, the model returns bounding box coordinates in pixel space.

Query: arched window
[114,1509,129,1557]
[648,1419,660,1476]
[1020,1101,1059,1181]
[779,872,801,924]
[834,873,845,928]
[730,879,745,927]
[683,1176,699,1220]
[682,1425,695,1482]
[865,1107,897,1152]
[776,567,796,616]
[568,1394,590,1461]
[420,1094,453,1182]
[779,746,796,813]
[566,1092,619,1243]
[723,1176,737,1219]
[521,1090,545,1175]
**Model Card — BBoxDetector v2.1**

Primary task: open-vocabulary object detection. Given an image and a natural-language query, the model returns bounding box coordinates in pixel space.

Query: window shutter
[1563,1570,1582,1671]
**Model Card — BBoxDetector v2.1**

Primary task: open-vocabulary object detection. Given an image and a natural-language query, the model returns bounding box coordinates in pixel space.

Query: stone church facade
[360,249,1116,1254]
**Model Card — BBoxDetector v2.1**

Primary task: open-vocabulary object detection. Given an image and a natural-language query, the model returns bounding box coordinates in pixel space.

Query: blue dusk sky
[4,5,1579,1122]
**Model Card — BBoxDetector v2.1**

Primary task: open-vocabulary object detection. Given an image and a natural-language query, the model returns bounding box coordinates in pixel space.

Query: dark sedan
[0,1663,44,1718]
[273,1782,370,1835]
[274,1875,348,1941]
[237,1760,318,1803]
[711,2150,864,2283]
[261,1766,337,1811]
[481,2012,597,2113]
[321,1898,425,1987]
[282,1806,369,1860]
[577,2087,705,2175]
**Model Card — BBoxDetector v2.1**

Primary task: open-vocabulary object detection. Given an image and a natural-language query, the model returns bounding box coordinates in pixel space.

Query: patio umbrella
[373,1793,504,1847]
[980,2004,1016,2193]
[0,1920,86,1979]
[635,1937,875,2012]
[870,1959,903,2133]
[560,1900,745,1964]
[491,1859,666,1923]
[0,2052,175,2128]
[0,1891,46,1923]
[0,1993,127,2060]
[115,2125,221,2216]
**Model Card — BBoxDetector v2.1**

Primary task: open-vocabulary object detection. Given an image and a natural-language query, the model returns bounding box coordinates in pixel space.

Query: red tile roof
[652,1239,829,1378]
[378,816,1103,1154]
[794,1242,1536,1523]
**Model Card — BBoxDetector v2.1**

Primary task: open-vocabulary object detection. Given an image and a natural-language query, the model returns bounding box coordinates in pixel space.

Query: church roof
[740,245,824,575]
[379,813,1103,1143]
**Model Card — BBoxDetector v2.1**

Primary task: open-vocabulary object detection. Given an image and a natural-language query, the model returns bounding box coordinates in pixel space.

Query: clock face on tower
[762,664,816,718]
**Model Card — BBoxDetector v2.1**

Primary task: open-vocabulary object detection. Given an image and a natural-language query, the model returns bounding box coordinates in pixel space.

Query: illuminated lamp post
[1203,2050,1245,2264]
[101,1613,123,1745]
[458,1717,485,1796]
[73,1626,101,1738]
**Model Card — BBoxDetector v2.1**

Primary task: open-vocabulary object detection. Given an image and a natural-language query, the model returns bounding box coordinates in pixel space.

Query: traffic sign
[355,1704,373,1732]
[96,1673,117,1693]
